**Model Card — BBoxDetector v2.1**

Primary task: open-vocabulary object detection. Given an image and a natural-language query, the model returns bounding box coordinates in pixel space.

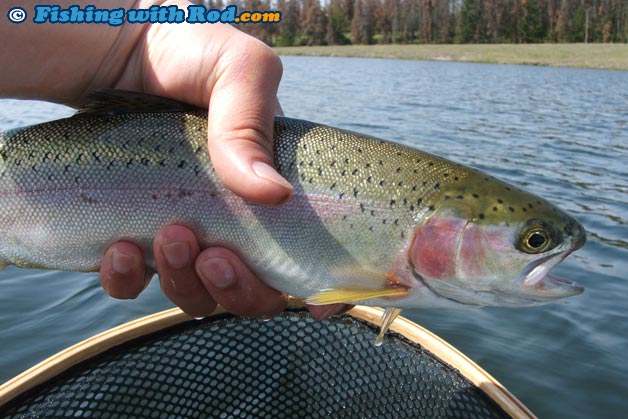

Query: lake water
[0,56,626,418]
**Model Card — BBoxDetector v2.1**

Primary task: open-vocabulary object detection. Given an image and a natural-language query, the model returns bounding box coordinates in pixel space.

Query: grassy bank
[274,44,628,70]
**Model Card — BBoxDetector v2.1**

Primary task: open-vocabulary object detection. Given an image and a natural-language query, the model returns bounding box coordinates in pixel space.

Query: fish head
[407,175,586,307]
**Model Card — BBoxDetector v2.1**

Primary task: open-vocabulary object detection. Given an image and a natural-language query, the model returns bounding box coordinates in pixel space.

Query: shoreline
[274,44,628,71]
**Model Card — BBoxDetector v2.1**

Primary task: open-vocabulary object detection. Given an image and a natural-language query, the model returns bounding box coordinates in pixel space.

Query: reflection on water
[0,57,627,419]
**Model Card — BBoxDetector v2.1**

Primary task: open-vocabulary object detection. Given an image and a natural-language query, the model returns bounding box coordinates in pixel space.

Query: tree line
[197,0,628,45]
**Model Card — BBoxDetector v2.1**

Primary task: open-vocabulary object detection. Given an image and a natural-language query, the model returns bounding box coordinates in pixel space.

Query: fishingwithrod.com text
[7,4,282,26]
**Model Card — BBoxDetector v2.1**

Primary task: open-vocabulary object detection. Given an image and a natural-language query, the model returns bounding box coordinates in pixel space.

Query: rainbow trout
[0,91,585,341]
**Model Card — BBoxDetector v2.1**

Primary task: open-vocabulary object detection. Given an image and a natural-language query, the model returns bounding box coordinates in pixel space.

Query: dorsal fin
[77,89,202,115]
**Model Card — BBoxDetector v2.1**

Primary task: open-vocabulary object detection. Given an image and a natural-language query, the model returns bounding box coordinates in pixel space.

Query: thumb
[207,39,292,206]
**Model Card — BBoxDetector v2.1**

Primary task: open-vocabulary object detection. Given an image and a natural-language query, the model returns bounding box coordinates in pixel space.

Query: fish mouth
[520,251,584,300]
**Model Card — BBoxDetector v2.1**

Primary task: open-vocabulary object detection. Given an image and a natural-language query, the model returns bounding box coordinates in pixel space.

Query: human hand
[92,2,350,319]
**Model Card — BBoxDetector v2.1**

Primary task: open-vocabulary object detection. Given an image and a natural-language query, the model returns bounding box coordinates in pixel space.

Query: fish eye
[517,220,554,254]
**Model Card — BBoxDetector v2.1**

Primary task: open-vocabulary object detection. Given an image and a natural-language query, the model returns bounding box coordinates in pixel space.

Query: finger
[207,36,292,206]
[308,304,354,321]
[154,225,217,318]
[100,242,148,299]
[196,247,288,317]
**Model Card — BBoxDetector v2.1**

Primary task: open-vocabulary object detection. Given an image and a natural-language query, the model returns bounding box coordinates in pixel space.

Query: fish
[0,90,586,343]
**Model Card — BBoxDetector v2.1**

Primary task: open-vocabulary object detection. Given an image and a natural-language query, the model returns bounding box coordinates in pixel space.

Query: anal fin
[375,307,402,346]
[306,286,409,305]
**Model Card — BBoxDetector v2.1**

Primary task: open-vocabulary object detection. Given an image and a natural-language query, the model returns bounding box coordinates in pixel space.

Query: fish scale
[0,91,586,341]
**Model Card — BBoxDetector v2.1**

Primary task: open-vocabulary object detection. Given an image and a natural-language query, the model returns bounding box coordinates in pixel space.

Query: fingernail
[251,161,293,192]
[111,250,133,274]
[162,242,190,270]
[198,257,235,289]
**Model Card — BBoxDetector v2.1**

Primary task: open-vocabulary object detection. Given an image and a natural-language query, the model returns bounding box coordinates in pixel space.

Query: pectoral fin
[306,286,409,305]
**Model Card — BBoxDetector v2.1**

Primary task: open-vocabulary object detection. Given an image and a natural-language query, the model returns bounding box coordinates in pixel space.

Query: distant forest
[197,0,628,45]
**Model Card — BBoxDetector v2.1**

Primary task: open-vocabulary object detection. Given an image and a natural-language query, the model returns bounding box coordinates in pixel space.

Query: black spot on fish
[493,206,498,211]
[308,177,313,184]
[80,193,96,204]
[422,181,428,187]
[152,194,158,200]
[352,169,359,175]
[28,151,36,159]
[141,157,149,166]
[159,159,166,167]
[300,174,306,181]
[367,176,372,183]
[168,147,175,154]
[536,200,542,205]
[64,164,70,173]
[154,145,161,153]
[445,195,451,200]
[428,205,435,211]
[360,203,365,212]
[379,160,384,165]
[339,192,345,199]
[508,207,515,212]
[522,207,528,212]
[528,203,534,209]
[434,182,440,190]
[194,165,201,176]
[396,151,402,156]
[379,180,386,186]
[456,195,464,200]
[479,213,485,219]
[410,204,415,211]
[505,187,511,191]
[413,169,419,174]
[396,167,402,173]
[370,210,376,216]
[403,198,408,205]
[369,226,374,231]
[401,231,406,239]
[353,188,359,198]
[92,152,101,163]
[106,161,114,170]
[342,215,348,221]
[390,199,396,206]
[454,176,459,181]
[318,167,323,176]
[47,174,54,181]
[303,144,308,151]
[341,170,347,176]
[415,158,421,163]
[394,219,399,226]
[412,185,417,191]
[357,148,363,153]
[127,158,134,168]
[330,160,336,167]
[472,193,479,199]
[428,161,434,167]
[76,154,83,164]
[308,160,314,167]
[382,219,387,224]
[398,181,403,187]
[417,198,423,205]
[497,199,504,204]
[484,177,490,181]
[344,158,349,164]
[316,149,321,155]
[330,182,336,190]
[31,165,37,172]
[443,173,449,178]
[195,146,202,155]
[365,163,371,168]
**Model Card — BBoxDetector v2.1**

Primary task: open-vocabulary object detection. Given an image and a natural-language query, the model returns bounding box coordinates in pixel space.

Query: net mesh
[1,309,510,418]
